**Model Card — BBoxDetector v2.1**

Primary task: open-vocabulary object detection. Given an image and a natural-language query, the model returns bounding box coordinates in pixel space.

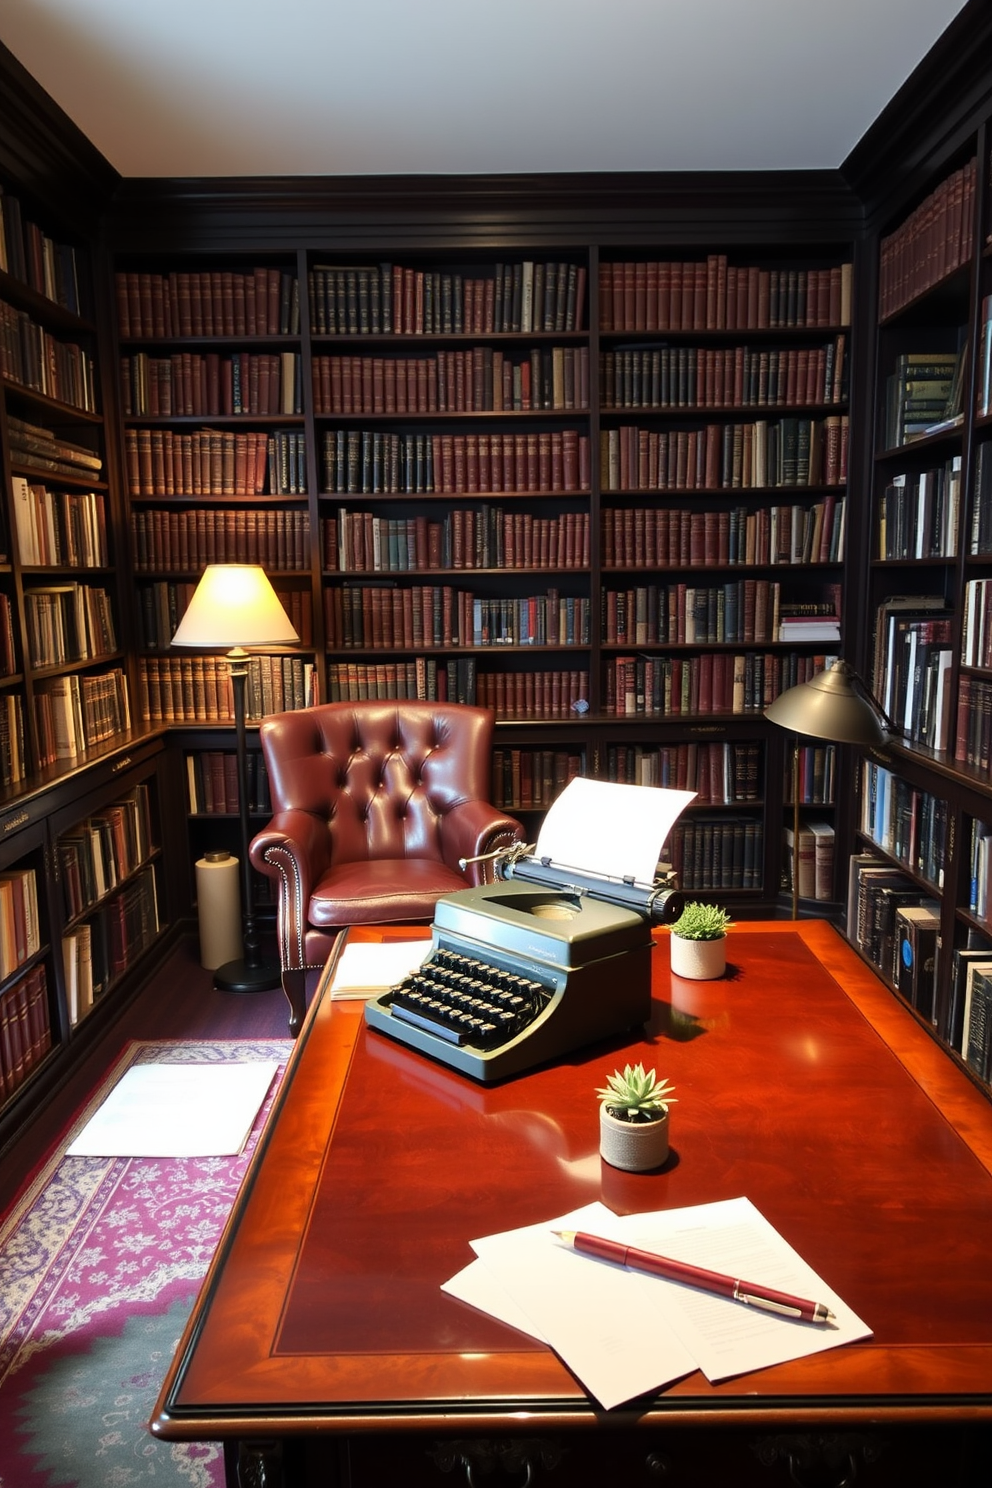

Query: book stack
[877,458,961,560]
[115,267,299,337]
[6,416,103,482]
[599,258,852,331]
[878,158,977,320]
[664,815,763,891]
[883,351,961,447]
[1,183,82,313]
[601,497,845,569]
[491,748,585,811]
[0,965,51,1099]
[894,903,941,1020]
[130,506,310,572]
[308,260,586,337]
[599,416,848,492]
[977,292,992,418]
[599,337,847,410]
[784,821,835,901]
[186,751,271,815]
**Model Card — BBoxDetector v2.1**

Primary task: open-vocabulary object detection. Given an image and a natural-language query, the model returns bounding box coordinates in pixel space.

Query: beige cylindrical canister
[195,851,243,970]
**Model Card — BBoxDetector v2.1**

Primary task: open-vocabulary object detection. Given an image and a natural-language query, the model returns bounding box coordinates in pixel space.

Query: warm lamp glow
[172,565,299,649]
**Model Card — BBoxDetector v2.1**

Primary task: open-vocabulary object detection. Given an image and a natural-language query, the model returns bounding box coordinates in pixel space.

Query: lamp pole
[213,648,278,993]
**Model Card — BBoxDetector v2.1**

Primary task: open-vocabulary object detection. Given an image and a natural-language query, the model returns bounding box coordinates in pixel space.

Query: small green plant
[596,1062,676,1124]
[670,901,733,941]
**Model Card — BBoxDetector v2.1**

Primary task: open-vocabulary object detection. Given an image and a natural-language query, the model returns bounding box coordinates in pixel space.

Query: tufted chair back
[249,701,525,1033]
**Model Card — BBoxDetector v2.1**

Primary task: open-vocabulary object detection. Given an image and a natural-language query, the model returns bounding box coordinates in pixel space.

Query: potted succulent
[669,901,733,980]
[596,1062,676,1172]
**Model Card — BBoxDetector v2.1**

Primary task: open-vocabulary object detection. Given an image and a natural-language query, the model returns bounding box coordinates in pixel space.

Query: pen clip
[734,1289,803,1319]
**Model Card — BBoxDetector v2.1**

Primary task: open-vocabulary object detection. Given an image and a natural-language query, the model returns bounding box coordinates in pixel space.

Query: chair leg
[282,968,308,1038]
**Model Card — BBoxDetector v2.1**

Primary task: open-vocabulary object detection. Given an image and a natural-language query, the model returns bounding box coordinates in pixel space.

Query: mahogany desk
[152,922,992,1487]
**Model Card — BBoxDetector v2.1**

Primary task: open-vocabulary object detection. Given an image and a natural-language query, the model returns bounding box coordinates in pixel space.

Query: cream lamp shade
[171,564,299,649]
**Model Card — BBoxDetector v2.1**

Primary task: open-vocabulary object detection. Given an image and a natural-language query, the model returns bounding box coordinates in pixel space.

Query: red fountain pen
[553,1229,836,1325]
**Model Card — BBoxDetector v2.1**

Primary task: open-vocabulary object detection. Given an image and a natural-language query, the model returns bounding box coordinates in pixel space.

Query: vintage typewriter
[363,843,685,1083]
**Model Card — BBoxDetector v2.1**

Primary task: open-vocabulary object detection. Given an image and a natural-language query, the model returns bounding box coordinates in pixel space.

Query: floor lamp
[172,564,299,992]
[764,659,890,919]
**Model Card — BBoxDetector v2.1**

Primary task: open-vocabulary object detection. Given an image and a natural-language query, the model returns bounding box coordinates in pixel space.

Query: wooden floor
[0,932,295,1212]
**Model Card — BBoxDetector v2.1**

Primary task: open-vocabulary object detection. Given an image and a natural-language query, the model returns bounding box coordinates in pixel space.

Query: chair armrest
[249,810,332,972]
[439,800,526,885]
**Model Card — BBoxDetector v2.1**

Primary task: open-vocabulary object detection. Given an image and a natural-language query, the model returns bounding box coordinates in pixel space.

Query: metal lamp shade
[764,660,887,746]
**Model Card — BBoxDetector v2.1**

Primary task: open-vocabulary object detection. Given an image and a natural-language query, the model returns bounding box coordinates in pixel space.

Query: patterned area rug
[0,1039,291,1488]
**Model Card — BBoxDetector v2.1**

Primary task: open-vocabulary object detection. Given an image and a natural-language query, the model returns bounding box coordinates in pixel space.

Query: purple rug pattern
[0,1039,291,1488]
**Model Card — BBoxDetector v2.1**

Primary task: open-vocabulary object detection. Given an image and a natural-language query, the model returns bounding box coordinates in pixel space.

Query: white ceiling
[0,0,970,180]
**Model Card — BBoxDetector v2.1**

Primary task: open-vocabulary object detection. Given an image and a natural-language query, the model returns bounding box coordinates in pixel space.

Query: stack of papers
[329,940,429,998]
[442,1196,872,1409]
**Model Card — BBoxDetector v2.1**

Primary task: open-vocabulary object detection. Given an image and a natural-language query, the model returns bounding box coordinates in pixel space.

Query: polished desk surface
[153,920,992,1443]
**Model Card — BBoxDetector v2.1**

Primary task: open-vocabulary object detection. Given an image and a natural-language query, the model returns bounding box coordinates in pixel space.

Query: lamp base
[213,958,282,995]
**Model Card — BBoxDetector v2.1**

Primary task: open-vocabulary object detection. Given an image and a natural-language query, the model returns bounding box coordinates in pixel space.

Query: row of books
[0,965,51,1105]
[5,414,102,482]
[9,481,109,569]
[786,743,838,806]
[0,595,14,677]
[137,581,311,651]
[860,761,948,890]
[870,596,954,751]
[968,818,992,922]
[599,338,847,411]
[322,428,592,496]
[308,260,587,337]
[783,820,835,901]
[968,441,992,554]
[941,939,992,1075]
[977,294,992,418]
[130,507,311,573]
[847,854,941,1013]
[663,816,764,892]
[0,693,25,786]
[601,580,838,647]
[598,258,852,333]
[883,350,962,448]
[324,584,590,650]
[185,750,271,816]
[0,184,83,315]
[115,267,300,339]
[322,507,590,574]
[124,427,308,496]
[23,582,117,669]
[0,299,97,412]
[34,668,130,766]
[599,416,849,492]
[876,458,961,561]
[961,577,992,668]
[605,740,762,803]
[325,660,591,718]
[120,350,303,417]
[603,650,836,718]
[878,157,976,321]
[955,674,992,773]
[62,865,161,1026]
[137,654,315,724]
[0,865,41,979]
[602,496,846,571]
[491,748,585,811]
[57,785,155,922]
[312,346,590,415]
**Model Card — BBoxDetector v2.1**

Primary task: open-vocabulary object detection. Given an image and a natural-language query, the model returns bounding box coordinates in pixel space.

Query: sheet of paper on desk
[535,777,696,885]
[329,940,429,998]
[449,1197,871,1411]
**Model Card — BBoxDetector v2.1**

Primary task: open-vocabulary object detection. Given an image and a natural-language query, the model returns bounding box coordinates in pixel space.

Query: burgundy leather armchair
[249,701,525,1033]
